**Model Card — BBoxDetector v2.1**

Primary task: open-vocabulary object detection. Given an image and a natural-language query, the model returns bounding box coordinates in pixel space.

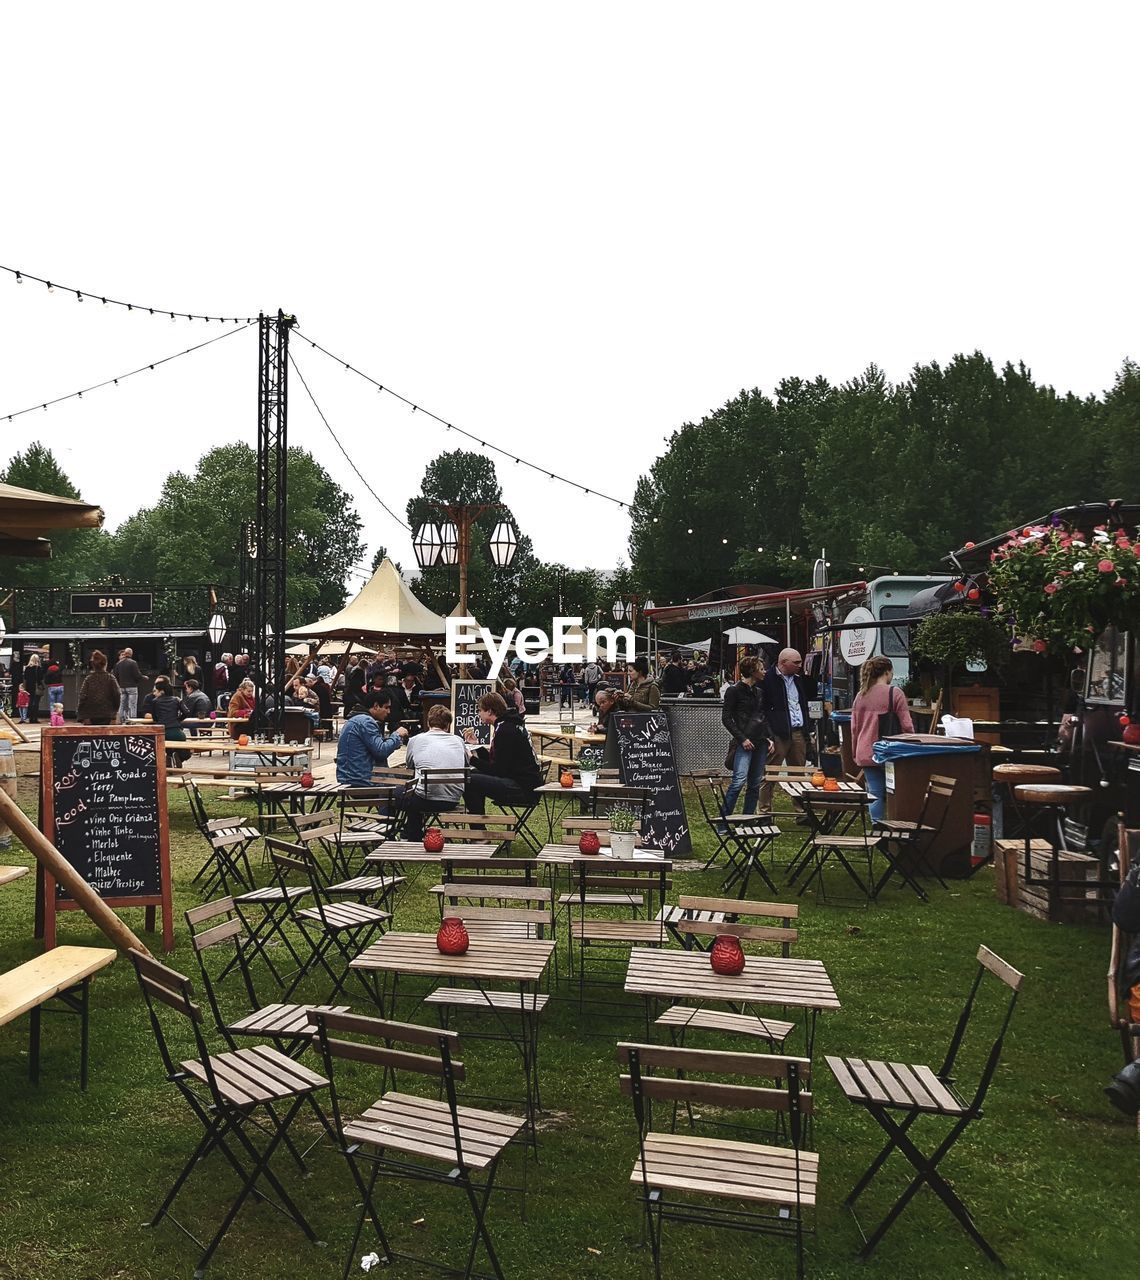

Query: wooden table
[0,865,29,888]
[0,945,116,1087]
[351,931,554,1138]
[363,842,503,894]
[532,779,624,842]
[624,945,839,1057]
[530,728,606,761]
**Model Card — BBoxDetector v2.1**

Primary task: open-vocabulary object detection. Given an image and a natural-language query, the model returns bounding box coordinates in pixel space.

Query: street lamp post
[412,504,517,616]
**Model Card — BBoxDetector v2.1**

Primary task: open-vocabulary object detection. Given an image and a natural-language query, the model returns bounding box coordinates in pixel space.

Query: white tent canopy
[723,626,779,645]
[286,638,374,658]
[288,557,448,643]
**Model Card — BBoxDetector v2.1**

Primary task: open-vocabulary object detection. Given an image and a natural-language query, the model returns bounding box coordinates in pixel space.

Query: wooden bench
[0,945,116,1088]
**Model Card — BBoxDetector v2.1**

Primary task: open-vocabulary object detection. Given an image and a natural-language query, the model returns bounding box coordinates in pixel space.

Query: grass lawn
[0,778,1134,1280]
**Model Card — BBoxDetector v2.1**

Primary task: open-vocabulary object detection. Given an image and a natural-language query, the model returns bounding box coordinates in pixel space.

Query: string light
[1,263,256,323]
[288,350,411,535]
[0,322,255,423]
[293,329,635,512]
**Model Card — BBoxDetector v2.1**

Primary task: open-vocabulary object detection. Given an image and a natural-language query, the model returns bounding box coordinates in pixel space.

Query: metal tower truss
[252,309,293,731]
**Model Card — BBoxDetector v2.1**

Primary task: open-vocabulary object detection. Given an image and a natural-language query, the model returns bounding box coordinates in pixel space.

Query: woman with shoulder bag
[850,656,914,822]
[719,655,771,823]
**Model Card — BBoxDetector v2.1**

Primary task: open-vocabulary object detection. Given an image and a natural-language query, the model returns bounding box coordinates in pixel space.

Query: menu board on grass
[39,726,173,950]
[451,679,494,746]
[610,711,691,855]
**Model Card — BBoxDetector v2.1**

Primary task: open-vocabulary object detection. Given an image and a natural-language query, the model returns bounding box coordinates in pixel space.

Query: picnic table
[350,931,554,1139]
[624,944,840,1058]
[0,945,116,1087]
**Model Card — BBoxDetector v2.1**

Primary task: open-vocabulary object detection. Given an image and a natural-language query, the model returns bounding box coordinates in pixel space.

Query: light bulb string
[292,329,635,511]
[0,321,257,423]
[0,263,257,323]
[287,350,412,533]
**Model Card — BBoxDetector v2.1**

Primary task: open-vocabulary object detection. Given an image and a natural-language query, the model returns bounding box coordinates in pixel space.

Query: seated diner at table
[395,703,467,837]
[336,690,409,786]
[463,691,542,814]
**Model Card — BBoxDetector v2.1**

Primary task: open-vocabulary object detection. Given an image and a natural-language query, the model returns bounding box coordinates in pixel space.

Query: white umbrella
[723,626,778,645]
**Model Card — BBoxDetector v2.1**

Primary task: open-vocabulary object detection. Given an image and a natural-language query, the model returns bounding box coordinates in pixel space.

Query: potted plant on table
[608,804,639,857]
[577,746,601,790]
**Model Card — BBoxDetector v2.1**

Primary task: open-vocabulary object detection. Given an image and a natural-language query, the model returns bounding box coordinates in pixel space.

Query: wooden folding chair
[186,896,351,1059]
[618,1043,816,1280]
[827,945,1024,1264]
[798,790,880,905]
[571,859,671,1005]
[439,813,519,851]
[129,950,330,1278]
[874,773,956,895]
[183,777,260,895]
[308,1009,525,1280]
[267,839,390,1006]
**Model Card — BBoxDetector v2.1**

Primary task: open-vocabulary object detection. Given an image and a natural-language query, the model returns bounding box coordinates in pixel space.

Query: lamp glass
[488,519,518,567]
[207,613,226,646]
[412,522,443,570]
[438,521,459,566]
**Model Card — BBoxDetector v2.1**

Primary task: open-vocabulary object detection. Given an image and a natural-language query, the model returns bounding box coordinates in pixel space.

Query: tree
[0,443,110,587]
[101,444,364,626]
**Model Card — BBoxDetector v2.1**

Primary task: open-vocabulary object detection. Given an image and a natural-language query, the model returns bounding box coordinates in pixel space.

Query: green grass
[0,781,1134,1280]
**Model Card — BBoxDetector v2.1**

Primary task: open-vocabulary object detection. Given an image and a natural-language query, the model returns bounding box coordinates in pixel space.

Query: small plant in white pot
[608,804,639,856]
[577,746,601,790]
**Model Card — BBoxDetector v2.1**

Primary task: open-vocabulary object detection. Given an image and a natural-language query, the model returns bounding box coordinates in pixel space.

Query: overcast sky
[2,3,1136,593]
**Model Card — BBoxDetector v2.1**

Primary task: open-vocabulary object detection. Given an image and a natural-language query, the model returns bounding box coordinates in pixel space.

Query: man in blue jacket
[336,691,408,786]
[759,648,811,812]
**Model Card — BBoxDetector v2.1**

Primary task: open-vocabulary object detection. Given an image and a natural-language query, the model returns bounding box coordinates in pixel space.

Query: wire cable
[1,263,257,323]
[287,350,412,532]
[293,329,635,510]
[0,322,257,423]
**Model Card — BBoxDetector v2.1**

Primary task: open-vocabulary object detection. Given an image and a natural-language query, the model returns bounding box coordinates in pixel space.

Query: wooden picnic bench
[0,945,116,1088]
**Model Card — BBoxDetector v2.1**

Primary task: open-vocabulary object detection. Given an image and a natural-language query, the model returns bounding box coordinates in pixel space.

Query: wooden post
[0,789,150,955]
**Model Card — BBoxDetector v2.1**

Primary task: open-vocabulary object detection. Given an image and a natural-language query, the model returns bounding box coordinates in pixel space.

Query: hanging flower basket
[911,611,1011,671]
[989,523,1140,653]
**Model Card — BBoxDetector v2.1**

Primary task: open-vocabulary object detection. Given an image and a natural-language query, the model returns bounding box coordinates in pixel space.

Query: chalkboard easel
[451,679,494,747]
[39,726,174,951]
[608,710,692,855]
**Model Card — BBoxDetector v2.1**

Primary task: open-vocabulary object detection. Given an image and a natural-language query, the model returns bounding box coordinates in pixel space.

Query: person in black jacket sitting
[462,692,542,815]
[720,656,771,823]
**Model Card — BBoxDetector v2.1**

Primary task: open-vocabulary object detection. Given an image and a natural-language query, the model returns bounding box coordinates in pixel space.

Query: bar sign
[70,592,154,615]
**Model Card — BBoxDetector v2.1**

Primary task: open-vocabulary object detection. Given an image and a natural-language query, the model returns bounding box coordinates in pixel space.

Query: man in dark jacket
[660,652,691,696]
[462,692,542,814]
[720,656,770,821]
[343,655,367,716]
[760,648,811,812]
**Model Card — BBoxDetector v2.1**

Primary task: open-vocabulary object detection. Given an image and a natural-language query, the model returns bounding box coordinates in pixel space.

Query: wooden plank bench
[0,945,116,1088]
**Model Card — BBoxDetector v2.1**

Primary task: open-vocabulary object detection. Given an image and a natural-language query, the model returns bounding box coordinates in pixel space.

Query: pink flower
[1133,546,1140,557]
[1044,582,1058,594]
[1116,577,1127,587]
[1098,559,1115,573]
[1033,640,1047,653]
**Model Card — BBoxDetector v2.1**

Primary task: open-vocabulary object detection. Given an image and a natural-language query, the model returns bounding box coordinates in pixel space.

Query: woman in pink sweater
[850,655,914,821]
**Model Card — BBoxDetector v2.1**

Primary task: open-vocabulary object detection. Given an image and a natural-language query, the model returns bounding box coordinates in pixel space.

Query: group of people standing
[719,647,913,824]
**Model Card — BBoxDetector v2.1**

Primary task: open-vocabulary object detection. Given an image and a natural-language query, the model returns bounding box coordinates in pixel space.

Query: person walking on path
[77,650,121,726]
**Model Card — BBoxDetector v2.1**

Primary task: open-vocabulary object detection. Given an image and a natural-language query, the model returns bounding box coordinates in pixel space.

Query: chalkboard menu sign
[610,711,691,855]
[40,727,173,950]
[451,679,494,746]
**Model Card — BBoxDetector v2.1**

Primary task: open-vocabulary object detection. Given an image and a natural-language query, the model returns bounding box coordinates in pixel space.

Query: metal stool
[1013,782,1092,890]
[993,763,1061,839]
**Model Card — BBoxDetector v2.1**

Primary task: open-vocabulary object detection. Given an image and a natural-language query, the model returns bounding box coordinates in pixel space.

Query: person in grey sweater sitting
[395,703,467,838]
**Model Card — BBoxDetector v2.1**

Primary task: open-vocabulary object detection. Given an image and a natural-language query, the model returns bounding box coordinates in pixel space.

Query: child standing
[16,688,29,722]
[50,702,65,727]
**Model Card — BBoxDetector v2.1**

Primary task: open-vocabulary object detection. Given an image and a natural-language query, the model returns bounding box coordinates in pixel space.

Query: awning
[644,581,867,627]
[723,626,780,645]
[0,481,104,558]
[287,557,448,643]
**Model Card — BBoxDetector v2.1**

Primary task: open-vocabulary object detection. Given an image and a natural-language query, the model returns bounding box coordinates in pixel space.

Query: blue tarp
[830,711,851,726]
[872,738,981,764]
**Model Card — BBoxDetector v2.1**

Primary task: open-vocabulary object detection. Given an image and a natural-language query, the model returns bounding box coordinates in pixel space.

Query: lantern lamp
[207,613,226,647]
[438,521,459,566]
[412,522,443,570]
[488,519,518,568]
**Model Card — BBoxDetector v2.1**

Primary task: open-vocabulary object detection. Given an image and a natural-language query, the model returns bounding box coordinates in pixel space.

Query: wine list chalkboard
[610,711,692,855]
[451,679,494,746]
[40,726,173,950]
